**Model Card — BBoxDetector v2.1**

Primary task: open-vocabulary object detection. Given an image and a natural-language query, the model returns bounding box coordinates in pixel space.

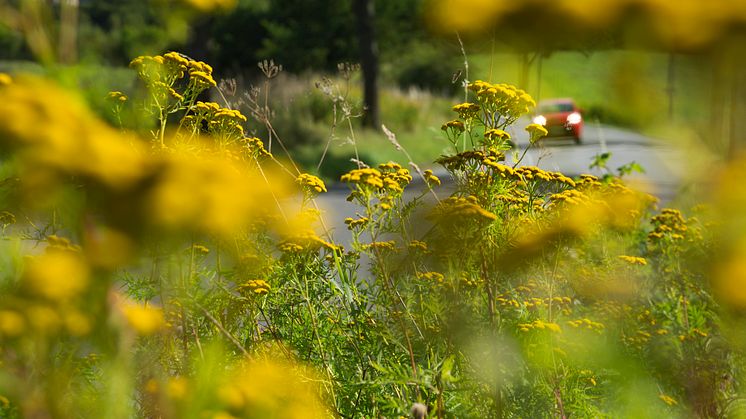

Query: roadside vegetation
[1,1,745,418]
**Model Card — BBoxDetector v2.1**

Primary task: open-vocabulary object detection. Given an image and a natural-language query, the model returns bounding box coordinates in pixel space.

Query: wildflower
[190,70,217,89]
[619,255,647,265]
[216,358,326,417]
[0,310,25,337]
[429,196,497,222]
[239,279,271,296]
[193,244,210,254]
[106,91,128,102]
[296,173,327,194]
[441,119,465,133]
[484,128,510,141]
[26,304,61,333]
[525,123,548,142]
[23,251,89,302]
[659,394,678,406]
[121,302,166,335]
[0,78,148,189]
[241,136,271,158]
[0,73,11,85]
[408,240,428,252]
[159,376,187,399]
[365,240,397,252]
[279,230,337,253]
[451,102,480,119]
[188,59,214,75]
[423,169,441,186]
[417,271,445,283]
[194,101,221,114]
[63,309,91,336]
[344,217,369,229]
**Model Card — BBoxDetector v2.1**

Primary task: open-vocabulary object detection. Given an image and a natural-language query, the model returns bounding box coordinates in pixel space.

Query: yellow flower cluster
[467,80,536,119]
[0,303,91,338]
[429,196,497,222]
[417,271,445,284]
[483,128,511,146]
[458,273,483,287]
[23,247,89,302]
[408,240,429,252]
[496,296,521,309]
[344,217,369,230]
[437,149,503,172]
[188,101,248,142]
[296,173,327,195]
[623,329,654,347]
[241,136,271,159]
[618,255,647,265]
[516,166,576,187]
[549,189,591,206]
[239,279,271,296]
[279,230,337,253]
[106,91,128,102]
[495,192,529,206]
[120,301,166,336]
[0,72,11,85]
[364,240,397,252]
[648,208,692,242]
[341,168,385,188]
[0,77,147,190]
[441,119,465,133]
[525,123,548,142]
[576,174,603,188]
[518,320,562,333]
[148,152,289,236]
[215,358,326,418]
[567,318,605,331]
[423,169,441,186]
[129,52,216,113]
[451,102,481,120]
[341,163,412,198]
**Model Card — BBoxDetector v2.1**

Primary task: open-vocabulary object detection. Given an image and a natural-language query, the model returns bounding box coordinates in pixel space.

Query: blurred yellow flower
[23,251,90,302]
[0,77,148,190]
[182,0,237,13]
[618,255,647,266]
[216,358,326,418]
[0,310,25,336]
[120,302,166,335]
[148,152,290,236]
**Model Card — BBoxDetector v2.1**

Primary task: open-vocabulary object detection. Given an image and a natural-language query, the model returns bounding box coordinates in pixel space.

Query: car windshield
[538,103,574,113]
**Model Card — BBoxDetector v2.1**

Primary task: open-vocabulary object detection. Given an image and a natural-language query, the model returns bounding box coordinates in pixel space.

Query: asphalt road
[504,120,686,202]
[315,121,689,243]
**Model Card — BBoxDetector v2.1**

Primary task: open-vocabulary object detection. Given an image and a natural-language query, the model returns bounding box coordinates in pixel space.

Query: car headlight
[533,115,547,126]
[567,112,582,124]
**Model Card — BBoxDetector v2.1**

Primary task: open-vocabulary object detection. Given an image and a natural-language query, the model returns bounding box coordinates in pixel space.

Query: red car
[532,98,583,144]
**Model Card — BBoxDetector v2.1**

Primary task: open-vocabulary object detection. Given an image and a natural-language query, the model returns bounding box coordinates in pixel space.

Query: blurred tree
[78,0,177,64]
[353,0,379,128]
[258,0,357,72]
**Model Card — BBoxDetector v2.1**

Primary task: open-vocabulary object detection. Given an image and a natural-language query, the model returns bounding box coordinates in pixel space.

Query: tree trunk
[353,0,380,129]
